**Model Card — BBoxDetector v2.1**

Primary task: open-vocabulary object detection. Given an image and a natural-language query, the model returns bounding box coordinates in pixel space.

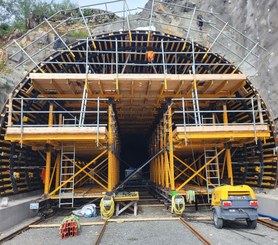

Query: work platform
[0,14,277,202]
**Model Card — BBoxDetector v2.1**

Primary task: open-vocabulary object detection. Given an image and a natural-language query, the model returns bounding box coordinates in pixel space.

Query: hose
[100,196,115,220]
[258,213,278,222]
[171,195,185,215]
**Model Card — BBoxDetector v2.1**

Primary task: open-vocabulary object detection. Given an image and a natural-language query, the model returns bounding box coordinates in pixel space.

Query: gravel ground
[3,226,101,245]
[100,221,202,245]
[189,220,278,245]
[3,206,278,245]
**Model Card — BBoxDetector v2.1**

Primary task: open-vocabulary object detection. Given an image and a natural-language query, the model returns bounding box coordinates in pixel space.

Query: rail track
[0,218,42,244]
[257,219,278,231]
[1,187,277,245]
[179,218,212,245]
[94,220,108,245]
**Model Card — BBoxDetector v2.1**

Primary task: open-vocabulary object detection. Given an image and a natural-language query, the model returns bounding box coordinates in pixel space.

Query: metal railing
[2,0,268,79]
[9,97,108,128]
[172,97,266,127]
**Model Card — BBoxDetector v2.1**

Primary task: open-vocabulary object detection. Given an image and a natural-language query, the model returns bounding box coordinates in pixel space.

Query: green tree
[0,0,77,31]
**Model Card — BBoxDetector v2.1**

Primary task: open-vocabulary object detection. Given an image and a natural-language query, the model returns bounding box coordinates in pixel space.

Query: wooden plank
[6,126,107,135]
[29,217,181,228]
[175,125,269,133]
[109,217,180,222]
[30,222,105,228]
[29,73,247,82]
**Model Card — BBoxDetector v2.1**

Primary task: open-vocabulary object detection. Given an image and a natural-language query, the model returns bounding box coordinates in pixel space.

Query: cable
[171,195,185,215]
[100,196,115,220]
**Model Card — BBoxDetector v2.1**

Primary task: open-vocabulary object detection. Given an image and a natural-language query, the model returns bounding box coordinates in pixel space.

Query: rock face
[141,0,278,121]
[195,0,278,121]
[0,1,277,122]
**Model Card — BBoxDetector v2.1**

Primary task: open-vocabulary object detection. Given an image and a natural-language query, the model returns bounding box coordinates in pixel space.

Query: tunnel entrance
[120,133,149,179]
[1,30,277,204]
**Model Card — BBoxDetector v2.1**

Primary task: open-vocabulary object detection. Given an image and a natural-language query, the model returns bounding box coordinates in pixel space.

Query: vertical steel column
[20,97,23,148]
[168,105,175,190]
[164,115,169,188]
[108,105,113,191]
[251,97,257,143]
[8,94,13,126]
[48,103,54,127]
[160,122,165,186]
[226,146,234,186]
[44,147,52,194]
[182,97,187,144]
[161,39,168,90]
[97,97,100,147]
[115,39,119,91]
[257,96,264,124]
[192,40,201,125]
[223,104,228,125]
[55,152,61,190]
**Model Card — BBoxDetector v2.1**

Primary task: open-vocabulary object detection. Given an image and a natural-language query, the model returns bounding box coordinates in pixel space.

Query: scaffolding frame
[3,0,267,79]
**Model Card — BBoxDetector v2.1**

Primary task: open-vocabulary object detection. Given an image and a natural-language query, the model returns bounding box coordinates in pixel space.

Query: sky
[74,0,150,17]
[76,0,148,10]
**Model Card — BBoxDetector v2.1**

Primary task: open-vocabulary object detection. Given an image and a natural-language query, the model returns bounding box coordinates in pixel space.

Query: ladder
[79,85,88,127]
[59,144,76,208]
[204,147,220,203]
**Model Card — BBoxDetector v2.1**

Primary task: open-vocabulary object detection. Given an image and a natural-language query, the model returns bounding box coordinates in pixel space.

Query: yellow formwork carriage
[1,30,277,200]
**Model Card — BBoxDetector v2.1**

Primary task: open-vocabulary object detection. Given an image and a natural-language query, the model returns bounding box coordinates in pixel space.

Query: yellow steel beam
[5,133,107,142]
[221,150,227,179]
[159,124,164,186]
[48,103,54,127]
[73,162,108,190]
[73,157,107,186]
[44,149,51,194]
[201,80,213,94]
[8,93,12,127]
[50,80,63,94]
[174,154,204,180]
[55,152,61,190]
[223,104,228,125]
[108,105,113,191]
[230,80,246,95]
[49,153,59,191]
[168,105,175,190]
[49,150,107,196]
[175,131,270,140]
[174,165,199,185]
[214,80,229,94]
[176,148,225,191]
[164,115,169,188]
[173,154,210,184]
[226,147,234,185]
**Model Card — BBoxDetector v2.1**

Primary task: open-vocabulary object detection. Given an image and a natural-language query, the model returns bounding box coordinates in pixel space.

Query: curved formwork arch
[0,30,277,200]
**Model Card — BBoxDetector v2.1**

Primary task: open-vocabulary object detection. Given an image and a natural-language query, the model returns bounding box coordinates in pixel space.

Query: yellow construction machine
[211,185,258,229]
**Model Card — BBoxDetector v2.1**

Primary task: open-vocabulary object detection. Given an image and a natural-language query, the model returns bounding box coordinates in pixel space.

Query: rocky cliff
[142,0,278,121]
[196,0,278,121]
[0,0,277,123]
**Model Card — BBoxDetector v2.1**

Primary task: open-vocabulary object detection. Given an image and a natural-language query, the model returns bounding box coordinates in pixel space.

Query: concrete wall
[0,191,42,231]
[257,194,278,218]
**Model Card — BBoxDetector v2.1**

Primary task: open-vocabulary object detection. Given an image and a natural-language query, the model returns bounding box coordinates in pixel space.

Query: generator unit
[211,185,258,229]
